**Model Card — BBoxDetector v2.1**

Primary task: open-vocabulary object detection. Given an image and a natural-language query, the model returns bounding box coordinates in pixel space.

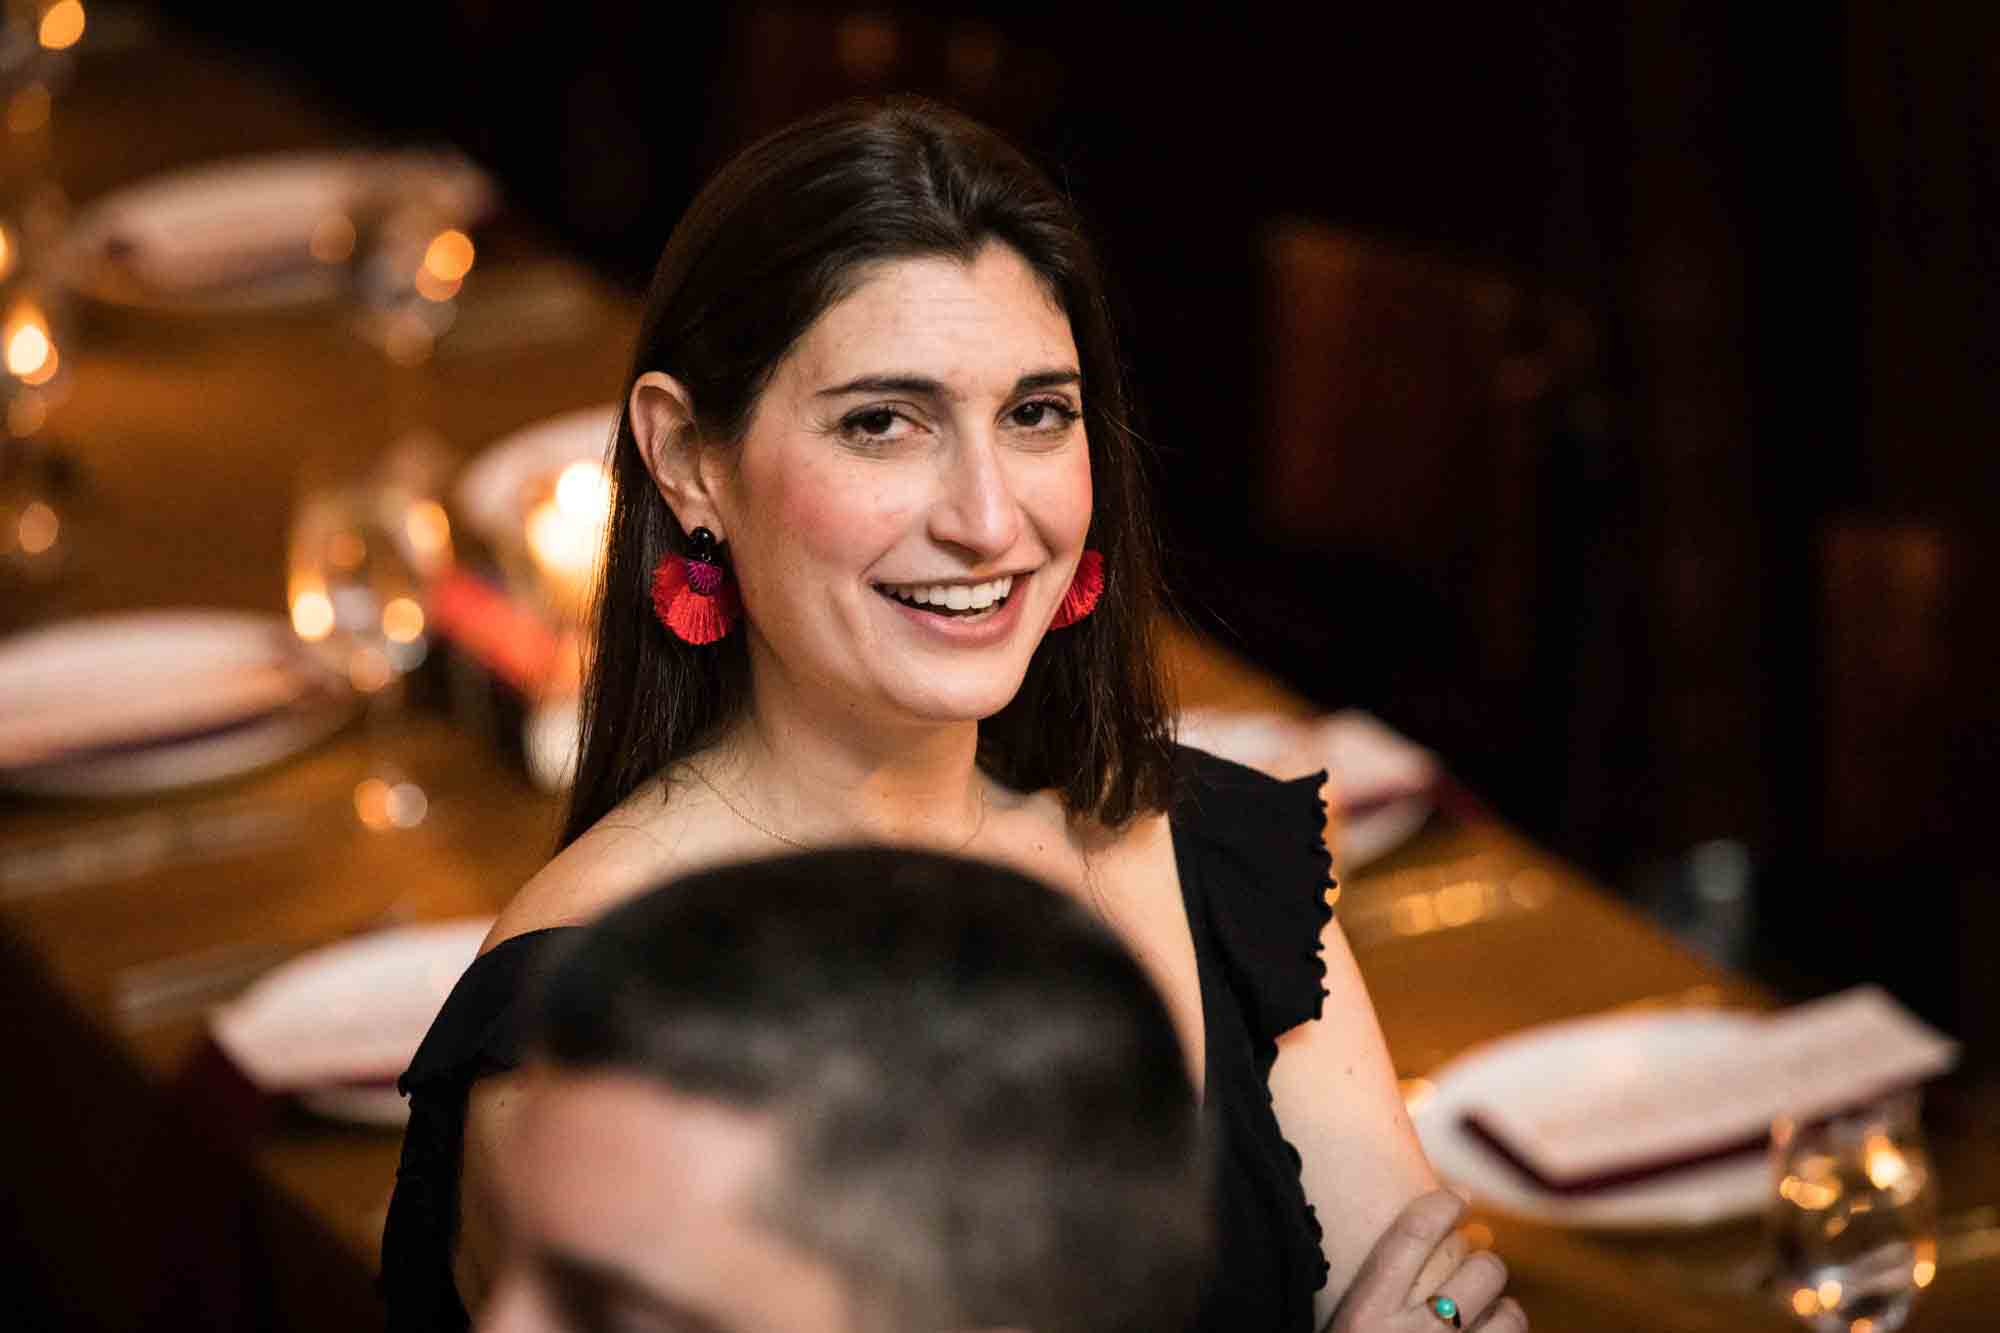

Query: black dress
[381,745,1335,1331]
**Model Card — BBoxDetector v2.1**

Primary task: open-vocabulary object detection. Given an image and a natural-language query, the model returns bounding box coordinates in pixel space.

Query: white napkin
[1175,708,1439,808]
[1463,986,1959,1193]
[209,917,495,1095]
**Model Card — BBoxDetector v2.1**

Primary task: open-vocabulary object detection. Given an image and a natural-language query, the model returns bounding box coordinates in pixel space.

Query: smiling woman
[628,243,1096,734]
[382,99,1471,1333]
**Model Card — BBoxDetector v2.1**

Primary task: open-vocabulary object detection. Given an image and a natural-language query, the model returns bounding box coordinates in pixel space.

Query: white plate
[1175,708,1439,871]
[64,149,496,311]
[209,917,496,1128]
[1410,1009,1772,1230]
[0,609,353,797]
[455,402,620,549]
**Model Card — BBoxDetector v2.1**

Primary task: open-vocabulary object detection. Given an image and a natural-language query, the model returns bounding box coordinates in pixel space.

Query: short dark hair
[563,98,1175,848]
[531,848,1209,1333]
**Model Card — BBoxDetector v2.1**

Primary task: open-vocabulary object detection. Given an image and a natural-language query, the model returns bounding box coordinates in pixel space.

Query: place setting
[1406,985,1964,1329]
[58,147,498,317]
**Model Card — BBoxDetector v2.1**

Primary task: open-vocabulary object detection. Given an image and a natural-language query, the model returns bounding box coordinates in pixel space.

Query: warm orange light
[1389,893,1439,936]
[17,499,57,555]
[1816,1278,1842,1309]
[553,459,611,520]
[422,228,475,282]
[1850,1320,1874,1333]
[1791,1288,1820,1317]
[404,499,452,564]
[1779,1173,1840,1210]
[290,588,335,641]
[1863,1139,1910,1191]
[5,305,56,383]
[382,596,425,643]
[1434,879,1493,927]
[39,0,86,51]
[0,224,15,282]
[355,776,426,830]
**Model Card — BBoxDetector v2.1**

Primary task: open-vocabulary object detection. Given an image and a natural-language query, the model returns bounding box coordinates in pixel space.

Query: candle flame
[5,303,57,384]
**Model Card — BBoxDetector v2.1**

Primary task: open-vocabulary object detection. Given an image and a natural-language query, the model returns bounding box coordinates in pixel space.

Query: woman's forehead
[783,245,1078,393]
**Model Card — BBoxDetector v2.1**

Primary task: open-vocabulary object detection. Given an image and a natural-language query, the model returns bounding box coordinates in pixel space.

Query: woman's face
[706,242,1093,730]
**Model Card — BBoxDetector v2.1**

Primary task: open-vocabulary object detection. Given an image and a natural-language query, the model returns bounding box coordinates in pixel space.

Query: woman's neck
[697,676,988,852]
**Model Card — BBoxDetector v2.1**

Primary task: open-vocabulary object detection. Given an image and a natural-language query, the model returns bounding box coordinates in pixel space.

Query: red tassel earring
[651,526,742,644]
[1050,548,1104,628]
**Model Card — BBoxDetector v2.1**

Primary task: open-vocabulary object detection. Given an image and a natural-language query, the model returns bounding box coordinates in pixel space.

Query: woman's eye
[846,408,900,437]
[1009,399,1079,431]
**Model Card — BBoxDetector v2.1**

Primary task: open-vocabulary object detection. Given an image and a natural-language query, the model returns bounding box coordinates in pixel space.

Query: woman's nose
[928,435,1022,558]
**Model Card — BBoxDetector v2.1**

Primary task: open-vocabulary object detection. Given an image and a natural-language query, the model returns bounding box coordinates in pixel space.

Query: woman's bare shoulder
[481,774,740,953]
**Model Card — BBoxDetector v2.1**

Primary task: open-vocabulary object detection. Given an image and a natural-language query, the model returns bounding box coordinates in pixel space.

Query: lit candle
[3,299,58,386]
[523,459,610,617]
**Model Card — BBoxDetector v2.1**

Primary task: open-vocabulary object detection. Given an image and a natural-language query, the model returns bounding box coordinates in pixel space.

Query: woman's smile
[872,571,1035,645]
[874,574,1017,614]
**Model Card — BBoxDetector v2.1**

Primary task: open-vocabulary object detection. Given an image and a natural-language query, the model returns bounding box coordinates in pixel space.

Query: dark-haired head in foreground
[475,848,1209,1333]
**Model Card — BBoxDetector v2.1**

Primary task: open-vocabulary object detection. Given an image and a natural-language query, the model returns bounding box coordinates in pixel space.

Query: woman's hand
[1329,1190,1526,1333]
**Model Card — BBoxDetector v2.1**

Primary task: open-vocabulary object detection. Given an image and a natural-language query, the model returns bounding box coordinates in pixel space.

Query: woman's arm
[452,1070,533,1318]
[1268,912,1441,1331]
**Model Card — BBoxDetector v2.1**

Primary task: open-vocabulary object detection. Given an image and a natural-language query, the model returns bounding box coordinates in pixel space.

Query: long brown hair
[562,99,1174,847]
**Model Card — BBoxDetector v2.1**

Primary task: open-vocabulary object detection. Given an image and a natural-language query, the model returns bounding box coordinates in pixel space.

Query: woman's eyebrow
[814,367,1082,399]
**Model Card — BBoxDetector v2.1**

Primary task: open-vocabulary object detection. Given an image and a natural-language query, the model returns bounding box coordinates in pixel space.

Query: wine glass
[1769,1091,1940,1332]
[0,256,72,581]
[349,170,479,371]
[287,470,453,831]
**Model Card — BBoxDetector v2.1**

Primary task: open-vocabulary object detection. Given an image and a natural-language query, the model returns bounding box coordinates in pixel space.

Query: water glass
[1769,1091,1939,1332]
[287,475,452,829]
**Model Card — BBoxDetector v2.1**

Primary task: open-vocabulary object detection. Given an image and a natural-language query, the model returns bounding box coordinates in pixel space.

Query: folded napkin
[207,918,494,1126]
[1175,708,1440,812]
[1462,986,1958,1195]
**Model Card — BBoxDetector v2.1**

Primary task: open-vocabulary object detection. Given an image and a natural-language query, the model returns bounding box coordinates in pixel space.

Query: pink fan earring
[1049,548,1104,628]
[651,526,742,644]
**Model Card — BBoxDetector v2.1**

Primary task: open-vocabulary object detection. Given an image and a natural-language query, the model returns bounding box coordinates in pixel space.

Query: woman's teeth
[881,575,1014,613]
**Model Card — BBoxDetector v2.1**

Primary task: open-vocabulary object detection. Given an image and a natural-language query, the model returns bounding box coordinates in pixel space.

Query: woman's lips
[873,572,1033,642]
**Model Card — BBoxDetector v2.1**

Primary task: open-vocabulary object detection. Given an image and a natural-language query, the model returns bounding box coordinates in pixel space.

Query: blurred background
[153,0,1999,1059]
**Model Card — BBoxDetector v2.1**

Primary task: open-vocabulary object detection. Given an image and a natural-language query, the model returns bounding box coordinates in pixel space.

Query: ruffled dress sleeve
[379,927,576,1333]
[1168,744,1337,1332]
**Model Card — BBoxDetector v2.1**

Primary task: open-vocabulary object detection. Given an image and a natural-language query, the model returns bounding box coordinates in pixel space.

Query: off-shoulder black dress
[381,746,1335,1331]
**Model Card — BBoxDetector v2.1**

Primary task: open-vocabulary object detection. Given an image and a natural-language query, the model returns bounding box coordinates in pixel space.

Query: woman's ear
[630,371,724,538]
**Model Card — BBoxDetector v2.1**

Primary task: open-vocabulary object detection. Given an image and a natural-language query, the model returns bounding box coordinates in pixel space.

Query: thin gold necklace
[686,762,987,854]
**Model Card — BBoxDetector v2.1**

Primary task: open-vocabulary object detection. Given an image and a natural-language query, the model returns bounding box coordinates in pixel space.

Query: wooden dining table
[5,26,1995,1333]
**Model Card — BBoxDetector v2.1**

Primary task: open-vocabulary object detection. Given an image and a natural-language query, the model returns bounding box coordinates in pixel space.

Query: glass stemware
[1769,1091,1940,1332]
[0,0,82,586]
[287,468,453,831]
[0,242,72,582]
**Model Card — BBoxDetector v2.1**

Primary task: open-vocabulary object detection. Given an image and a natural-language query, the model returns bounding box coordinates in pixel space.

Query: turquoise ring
[1429,1295,1462,1328]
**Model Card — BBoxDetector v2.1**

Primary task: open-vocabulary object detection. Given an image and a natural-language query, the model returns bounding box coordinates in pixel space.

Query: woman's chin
[877,673,1031,727]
